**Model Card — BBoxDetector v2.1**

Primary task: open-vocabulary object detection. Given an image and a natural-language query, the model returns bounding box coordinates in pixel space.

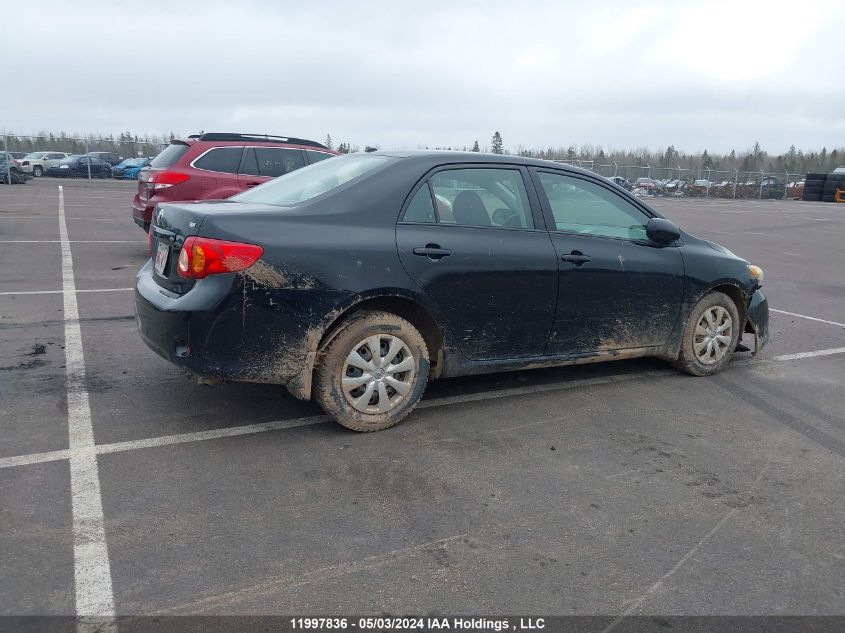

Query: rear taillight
[151,171,190,190]
[176,236,263,279]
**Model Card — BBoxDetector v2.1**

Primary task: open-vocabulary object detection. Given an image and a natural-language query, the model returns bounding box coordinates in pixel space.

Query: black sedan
[136,152,769,432]
[44,155,112,178]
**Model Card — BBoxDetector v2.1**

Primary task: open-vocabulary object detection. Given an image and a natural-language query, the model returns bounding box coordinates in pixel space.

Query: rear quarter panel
[187,159,456,395]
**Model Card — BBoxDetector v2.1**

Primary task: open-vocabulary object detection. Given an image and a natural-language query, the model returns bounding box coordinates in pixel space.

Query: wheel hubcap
[693,306,733,365]
[341,334,416,414]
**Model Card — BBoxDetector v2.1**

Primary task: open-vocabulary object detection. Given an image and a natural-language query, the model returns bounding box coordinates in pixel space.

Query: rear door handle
[561,252,591,264]
[413,245,452,259]
[244,181,262,188]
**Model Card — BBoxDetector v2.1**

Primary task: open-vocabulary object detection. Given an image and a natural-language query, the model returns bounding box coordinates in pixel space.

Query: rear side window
[253,148,306,177]
[193,147,244,174]
[306,151,334,164]
[429,168,534,229]
[403,185,436,223]
[150,143,190,169]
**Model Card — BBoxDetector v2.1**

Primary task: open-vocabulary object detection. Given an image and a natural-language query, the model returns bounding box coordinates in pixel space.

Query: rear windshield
[150,142,190,169]
[232,154,393,206]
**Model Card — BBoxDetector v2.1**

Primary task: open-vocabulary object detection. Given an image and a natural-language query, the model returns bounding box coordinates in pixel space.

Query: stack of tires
[803,173,826,201]
[823,172,845,202]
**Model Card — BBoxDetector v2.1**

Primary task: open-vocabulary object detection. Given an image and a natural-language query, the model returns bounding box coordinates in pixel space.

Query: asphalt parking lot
[1,178,843,620]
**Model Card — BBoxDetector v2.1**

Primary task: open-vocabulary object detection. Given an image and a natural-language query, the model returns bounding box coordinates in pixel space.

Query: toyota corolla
[135,151,769,432]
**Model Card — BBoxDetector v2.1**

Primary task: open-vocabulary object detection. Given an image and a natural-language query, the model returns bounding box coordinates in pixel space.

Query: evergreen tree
[471,140,480,152]
[324,134,333,150]
[490,131,503,154]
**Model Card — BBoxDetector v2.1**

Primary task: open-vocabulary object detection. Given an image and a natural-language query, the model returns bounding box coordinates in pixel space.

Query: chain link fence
[553,160,802,200]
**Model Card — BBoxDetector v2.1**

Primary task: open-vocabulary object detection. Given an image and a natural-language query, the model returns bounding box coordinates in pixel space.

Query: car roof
[366,149,598,176]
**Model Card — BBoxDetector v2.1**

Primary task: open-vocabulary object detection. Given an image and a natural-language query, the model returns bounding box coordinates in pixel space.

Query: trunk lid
[149,203,208,295]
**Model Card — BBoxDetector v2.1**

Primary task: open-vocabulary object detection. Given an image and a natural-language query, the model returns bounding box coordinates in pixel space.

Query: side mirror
[646,217,681,243]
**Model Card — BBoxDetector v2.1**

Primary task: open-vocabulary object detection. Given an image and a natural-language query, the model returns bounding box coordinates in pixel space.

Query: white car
[20,152,70,176]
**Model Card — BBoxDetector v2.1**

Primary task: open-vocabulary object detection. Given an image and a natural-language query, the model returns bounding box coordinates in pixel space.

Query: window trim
[398,164,547,232]
[530,167,659,243]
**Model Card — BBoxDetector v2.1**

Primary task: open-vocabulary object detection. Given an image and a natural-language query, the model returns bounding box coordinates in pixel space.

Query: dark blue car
[112,158,151,180]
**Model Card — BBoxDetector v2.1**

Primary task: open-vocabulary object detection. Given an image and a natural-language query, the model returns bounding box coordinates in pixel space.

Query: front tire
[672,291,741,376]
[33,166,42,177]
[313,311,429,432]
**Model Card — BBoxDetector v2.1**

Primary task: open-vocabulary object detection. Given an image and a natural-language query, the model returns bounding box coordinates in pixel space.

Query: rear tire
[672,291,741,377]
[313,311,430,432]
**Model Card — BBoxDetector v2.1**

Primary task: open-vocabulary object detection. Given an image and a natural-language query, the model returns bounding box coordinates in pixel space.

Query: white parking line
[57,186,117,622]
[771,308,845,328]
[0,371,661,470]
[0,350,837,474]
[0,288,132,296]
[774,347,845,361]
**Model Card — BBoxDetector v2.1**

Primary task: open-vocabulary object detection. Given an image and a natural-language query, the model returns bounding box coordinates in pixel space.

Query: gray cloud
[5,0,844,153]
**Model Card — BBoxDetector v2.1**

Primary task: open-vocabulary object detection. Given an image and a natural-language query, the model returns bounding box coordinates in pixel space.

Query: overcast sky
[6,0,844,154]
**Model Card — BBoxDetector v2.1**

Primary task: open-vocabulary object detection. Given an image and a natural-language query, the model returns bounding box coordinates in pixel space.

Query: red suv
[132,133,337,230]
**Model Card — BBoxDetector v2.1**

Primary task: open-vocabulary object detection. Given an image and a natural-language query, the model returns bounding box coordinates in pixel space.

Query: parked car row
[12,150,128,176]
[604,175,787,199]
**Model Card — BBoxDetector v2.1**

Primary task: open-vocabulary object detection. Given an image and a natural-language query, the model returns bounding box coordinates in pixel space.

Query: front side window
[537,172,650,240]
[429,168,533,229]
[232,154,393,206]
[193,147,244,174]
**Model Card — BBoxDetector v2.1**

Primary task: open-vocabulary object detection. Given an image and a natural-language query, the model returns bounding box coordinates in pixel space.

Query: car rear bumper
[745,288,769,353]
[132,195,154,229]
[135,260,243,374]
[134,260,350,398]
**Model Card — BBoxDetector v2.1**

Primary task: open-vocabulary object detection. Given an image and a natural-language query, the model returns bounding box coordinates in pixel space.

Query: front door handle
[561,251,591,265]
[413,245,452,259]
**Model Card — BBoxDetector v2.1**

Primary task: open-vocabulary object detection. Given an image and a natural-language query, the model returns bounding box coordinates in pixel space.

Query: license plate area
[154,241,169,276]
